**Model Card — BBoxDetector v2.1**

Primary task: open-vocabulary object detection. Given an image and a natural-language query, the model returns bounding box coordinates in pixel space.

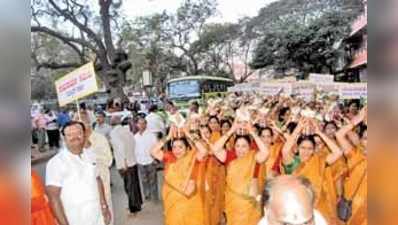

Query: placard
[55,62,98,106]
[339,83,367,99]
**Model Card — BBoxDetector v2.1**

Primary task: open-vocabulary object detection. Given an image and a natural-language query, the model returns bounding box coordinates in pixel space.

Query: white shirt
[258,210,328,225]
[89,132,113,169]
[46,148,104,225]
[134,129,158,165]
[94,123,112,140]
[110,125,137,170]
[146,112,165,134]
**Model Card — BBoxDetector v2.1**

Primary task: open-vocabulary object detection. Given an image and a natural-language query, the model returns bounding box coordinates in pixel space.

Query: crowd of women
[152,92,367,225]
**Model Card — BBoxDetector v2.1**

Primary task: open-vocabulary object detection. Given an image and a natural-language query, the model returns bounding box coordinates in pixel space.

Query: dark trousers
[121,166,143,213]
[46,129,60,148]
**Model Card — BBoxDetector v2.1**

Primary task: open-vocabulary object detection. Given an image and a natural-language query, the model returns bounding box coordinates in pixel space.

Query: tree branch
[31,26,96,54]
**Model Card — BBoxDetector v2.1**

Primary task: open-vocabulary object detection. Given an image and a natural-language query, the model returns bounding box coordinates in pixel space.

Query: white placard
[55,62,98,106]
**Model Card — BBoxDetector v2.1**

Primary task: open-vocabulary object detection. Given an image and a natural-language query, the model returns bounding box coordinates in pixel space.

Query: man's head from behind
[262,175,316,225]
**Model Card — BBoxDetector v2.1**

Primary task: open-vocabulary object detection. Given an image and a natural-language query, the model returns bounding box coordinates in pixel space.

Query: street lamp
[142,69,153,99]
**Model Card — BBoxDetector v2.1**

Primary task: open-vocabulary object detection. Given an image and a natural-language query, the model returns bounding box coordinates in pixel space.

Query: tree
[162,0,218,75]
[31,0,131,99]
[250,0,363,75]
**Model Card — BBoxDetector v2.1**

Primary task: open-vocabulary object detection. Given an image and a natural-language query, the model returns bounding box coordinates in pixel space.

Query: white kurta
[46,149,105,225]
[86,131,114,225]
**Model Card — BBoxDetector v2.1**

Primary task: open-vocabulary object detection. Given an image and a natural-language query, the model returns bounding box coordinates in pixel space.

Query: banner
[309,73,334,83]
[260,82,293,96]
[292,82,316,101]
[338,83,367,99]
[55,62,98,106]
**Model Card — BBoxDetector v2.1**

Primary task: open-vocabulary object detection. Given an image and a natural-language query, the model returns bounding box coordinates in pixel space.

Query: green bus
[167,75,234,108]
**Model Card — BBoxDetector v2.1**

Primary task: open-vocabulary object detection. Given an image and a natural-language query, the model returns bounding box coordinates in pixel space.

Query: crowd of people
[31,92,367,225]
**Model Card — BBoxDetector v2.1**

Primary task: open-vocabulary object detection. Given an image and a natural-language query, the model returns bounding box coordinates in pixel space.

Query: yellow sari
[203,131,225,225]
[163,150,205,225]
[257,141,284,192]
[344,148,367,225]
[225,151,261,225]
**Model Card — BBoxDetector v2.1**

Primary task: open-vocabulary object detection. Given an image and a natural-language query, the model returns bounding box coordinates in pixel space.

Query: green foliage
[250,0,363,75]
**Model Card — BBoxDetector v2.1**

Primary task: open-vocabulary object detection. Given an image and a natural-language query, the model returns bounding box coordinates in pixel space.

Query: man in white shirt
[134,117,159,201]
[145,104,165,138]
[258,175,328,225]
[80,114,114,225]
[94,111,112,140]
[109,116,143,215]
[46,121,111,225]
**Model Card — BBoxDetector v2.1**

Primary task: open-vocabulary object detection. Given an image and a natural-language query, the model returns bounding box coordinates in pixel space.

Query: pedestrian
[94,111,112,140]
[150,124,208,225]
[45,110,60,150]
[211,119,270,225]
[134,117,159,201]
[57,108,71,129]
[79,114,114,225]
[109,116,143,216]
[33,109,48,152]
[45,121,111,225]
[145,104,166,139]
[258,175,328,225]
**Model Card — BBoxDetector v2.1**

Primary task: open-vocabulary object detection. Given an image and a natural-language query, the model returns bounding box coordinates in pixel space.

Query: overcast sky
[122,0,279,23]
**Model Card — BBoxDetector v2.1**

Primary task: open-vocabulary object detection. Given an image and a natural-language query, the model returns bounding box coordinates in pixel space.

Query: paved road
[32,156,164,225]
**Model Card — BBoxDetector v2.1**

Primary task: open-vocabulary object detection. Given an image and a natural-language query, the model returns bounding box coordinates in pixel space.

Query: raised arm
[246,123,269,163]
[336,106,367,155]
[151,125,175,161]
[183,123,208,161]
[313,120,342,165]
[282,118,305,165]
[211,120,238,162]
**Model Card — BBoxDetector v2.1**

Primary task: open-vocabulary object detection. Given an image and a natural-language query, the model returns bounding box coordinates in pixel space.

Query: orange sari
[344,148,367,225]
[202,131,225,225]
[31,171,56,225]
[225,151,261,225]
[163,150,205,225]
[257,141,284,192]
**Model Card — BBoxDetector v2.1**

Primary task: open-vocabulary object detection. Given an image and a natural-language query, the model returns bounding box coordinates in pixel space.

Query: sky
[122,0,279,23]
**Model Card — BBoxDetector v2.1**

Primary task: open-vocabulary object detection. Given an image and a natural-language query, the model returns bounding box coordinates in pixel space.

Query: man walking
[33,109,48,151]
[134,117,159,201]
[45,121,111,225]
[110,116,143,216]
[145,105,165,139]
[94,111,112,140]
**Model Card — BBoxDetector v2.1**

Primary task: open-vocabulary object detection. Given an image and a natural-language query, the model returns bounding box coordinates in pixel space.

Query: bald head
[262,175,315,225]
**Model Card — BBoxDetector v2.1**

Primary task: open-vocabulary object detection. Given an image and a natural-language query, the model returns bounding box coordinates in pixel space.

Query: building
[343,0,367,82]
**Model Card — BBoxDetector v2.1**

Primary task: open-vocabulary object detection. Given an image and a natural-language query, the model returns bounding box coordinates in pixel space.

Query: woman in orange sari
[151,125,208,225]
[199,122,227,225]
[281,118,343,225]
[212,120,269,225]
[336,106,367,225]
[256,126,284,191]
[31,170,56,225]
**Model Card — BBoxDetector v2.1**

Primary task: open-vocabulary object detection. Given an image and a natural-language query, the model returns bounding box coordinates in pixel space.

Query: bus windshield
[168,80,200,99]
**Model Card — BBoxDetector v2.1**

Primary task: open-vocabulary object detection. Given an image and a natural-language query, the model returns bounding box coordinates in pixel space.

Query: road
[33,155,164,225]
